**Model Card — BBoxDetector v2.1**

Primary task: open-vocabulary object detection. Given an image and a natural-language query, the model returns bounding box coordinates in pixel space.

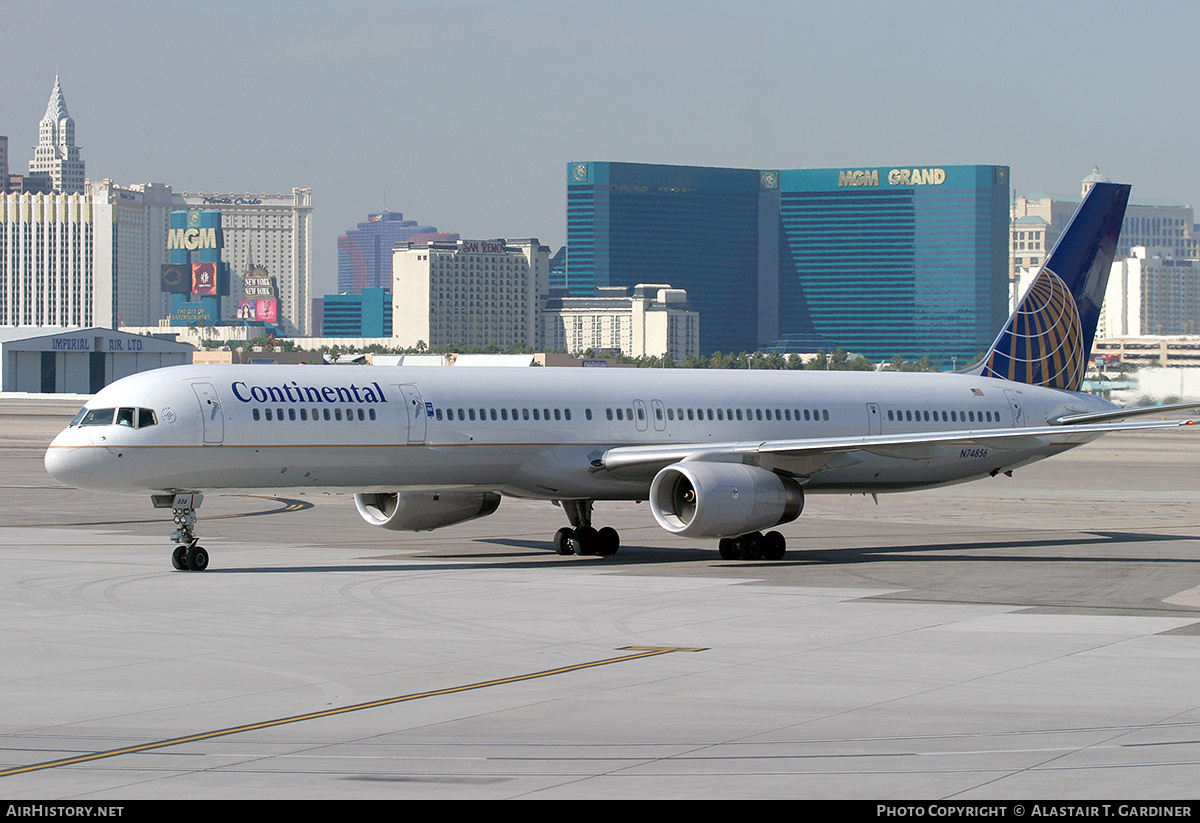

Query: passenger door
[1004,390,1024,427]
[192,382,224,446]
[865,402,882,435]
[398,384,426,444]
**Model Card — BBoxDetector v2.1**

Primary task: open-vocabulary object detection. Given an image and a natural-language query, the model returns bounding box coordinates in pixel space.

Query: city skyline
[3,0,1199,299]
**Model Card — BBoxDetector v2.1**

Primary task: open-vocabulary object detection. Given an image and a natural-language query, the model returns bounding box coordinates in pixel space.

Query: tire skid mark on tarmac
[0,495,313,528]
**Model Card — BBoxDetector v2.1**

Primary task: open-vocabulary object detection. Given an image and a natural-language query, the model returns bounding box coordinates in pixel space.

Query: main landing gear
[153,493,209,571]
[553,499,620,557]
[718,530,787,561]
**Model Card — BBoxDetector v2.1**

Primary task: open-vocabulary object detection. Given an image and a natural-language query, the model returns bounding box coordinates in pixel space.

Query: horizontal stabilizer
[1051,401,1200,426]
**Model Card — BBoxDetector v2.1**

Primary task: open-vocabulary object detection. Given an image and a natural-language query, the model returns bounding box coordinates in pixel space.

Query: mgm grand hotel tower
[565,162,1010,363]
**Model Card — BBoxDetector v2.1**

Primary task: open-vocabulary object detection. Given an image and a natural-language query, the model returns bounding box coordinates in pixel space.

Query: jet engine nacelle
[354,491,501,532]
[649,462,804,538]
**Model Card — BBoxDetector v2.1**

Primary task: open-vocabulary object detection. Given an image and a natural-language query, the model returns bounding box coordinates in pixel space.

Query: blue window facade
[567,162,765,356]
[322,288,392,337]
[777,166,1009,362]
[566,161,1009,363]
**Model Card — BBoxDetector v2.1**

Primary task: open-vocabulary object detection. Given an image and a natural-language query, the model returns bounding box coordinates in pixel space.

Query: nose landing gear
[154,492,209,571]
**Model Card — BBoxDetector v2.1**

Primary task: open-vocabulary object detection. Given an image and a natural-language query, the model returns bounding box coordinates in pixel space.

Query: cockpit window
[72,407,157,428]
[79,408,116,427]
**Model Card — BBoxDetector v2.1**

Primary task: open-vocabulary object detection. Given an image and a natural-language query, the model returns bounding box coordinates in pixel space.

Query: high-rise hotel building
[566,161,1011,362]
[338,211,457,294]
[1011,168,1200,273]
[392,238,549,350]
[1,185,313,333]
[1,79,315,335]
[175,190,314,335]
[0,180,174,328]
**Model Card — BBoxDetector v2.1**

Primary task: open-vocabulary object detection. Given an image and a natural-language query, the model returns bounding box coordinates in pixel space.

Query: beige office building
[1100,247,1200,338]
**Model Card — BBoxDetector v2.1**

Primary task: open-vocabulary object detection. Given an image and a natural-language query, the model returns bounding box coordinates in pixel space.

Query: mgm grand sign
[838,167,947,187]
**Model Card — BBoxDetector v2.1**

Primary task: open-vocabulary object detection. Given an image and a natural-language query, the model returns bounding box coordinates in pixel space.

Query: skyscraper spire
[44,75,70,122]
[29,75,85,193]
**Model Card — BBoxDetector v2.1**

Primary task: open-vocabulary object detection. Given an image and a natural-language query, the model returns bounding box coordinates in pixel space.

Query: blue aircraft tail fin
[967,180,1130,391]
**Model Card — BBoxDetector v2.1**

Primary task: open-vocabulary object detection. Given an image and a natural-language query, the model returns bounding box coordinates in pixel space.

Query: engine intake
[354,491,501,532]
[649,462,804,538]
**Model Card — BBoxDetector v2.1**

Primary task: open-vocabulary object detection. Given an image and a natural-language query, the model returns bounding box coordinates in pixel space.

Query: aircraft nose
[45,429,97,488]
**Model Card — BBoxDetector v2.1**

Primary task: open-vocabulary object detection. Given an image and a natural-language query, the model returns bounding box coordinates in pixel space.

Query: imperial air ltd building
[0,327,193,393]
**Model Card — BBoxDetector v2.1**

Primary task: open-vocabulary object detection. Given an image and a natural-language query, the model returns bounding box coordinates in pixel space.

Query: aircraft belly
[505,445,644,499]
[800,444,1071,493]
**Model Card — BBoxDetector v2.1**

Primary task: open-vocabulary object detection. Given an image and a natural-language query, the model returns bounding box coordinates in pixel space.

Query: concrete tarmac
[2,397,1199,799]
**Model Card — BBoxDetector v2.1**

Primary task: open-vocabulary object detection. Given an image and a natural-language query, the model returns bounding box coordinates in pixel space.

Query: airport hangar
[0,327,193,393]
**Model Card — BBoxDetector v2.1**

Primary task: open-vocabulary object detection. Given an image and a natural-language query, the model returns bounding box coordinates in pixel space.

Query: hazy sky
[4,0,1198,296]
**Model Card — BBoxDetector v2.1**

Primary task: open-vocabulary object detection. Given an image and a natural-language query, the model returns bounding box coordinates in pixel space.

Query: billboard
[255,299,278,324]
[170,304,216,325]
[243,266,276,298]
[160,264,191,294]
[192,263,218,295]
[235,299,276,323]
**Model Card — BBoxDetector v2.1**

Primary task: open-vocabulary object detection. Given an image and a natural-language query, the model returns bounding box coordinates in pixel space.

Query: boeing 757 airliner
[45,182,1197,570]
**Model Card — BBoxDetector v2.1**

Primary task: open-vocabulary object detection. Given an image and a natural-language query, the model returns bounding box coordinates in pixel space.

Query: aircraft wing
[595,417,1197,477]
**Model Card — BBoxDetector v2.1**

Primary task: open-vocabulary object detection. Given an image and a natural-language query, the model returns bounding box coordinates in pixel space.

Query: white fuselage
[45,364,1116,500]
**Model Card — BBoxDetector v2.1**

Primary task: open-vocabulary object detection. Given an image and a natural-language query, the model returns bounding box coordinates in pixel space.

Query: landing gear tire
[762,531,786,561]
[571,525,598,556]
[554,527,574,556]
[740,532,764,560]
[719,531,787,561]
[596,526,620,556]
[172,544,209,571]
[186,545,210,571]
